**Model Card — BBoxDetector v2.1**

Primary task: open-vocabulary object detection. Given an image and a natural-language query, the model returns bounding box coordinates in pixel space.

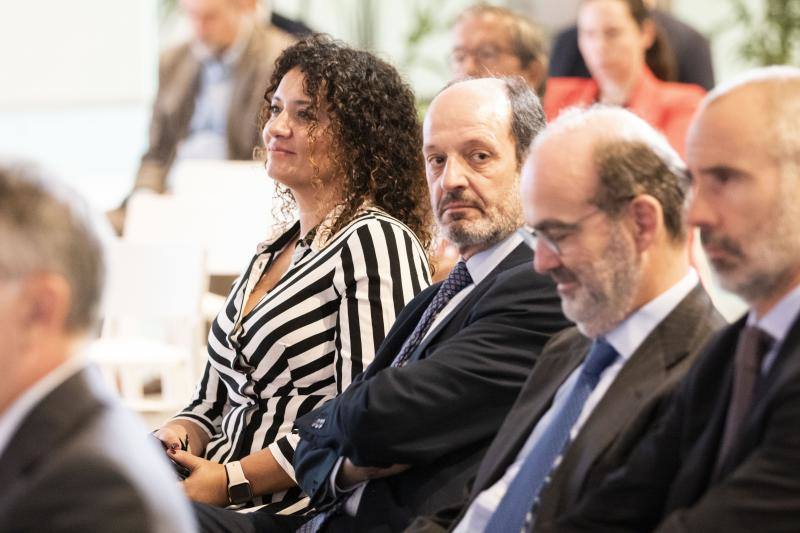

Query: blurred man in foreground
[0,163,197,532]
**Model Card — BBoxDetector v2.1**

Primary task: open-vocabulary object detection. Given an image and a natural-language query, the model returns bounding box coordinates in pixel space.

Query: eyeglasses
[517,208,605,257]
[519,196,636,256]
[449,45,516,68]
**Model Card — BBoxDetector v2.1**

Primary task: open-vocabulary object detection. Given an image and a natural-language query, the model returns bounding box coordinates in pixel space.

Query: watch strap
[225,461,252,504]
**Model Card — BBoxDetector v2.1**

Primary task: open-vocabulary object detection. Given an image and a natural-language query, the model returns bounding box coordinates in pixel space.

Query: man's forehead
[524,136,597,209]
[687,92,772,168]
[455,12,513,37]
[424,81,510,133]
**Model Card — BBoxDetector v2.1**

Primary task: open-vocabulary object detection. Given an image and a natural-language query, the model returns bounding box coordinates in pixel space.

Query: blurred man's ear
[523,59,548,96]
[19,274,72,338]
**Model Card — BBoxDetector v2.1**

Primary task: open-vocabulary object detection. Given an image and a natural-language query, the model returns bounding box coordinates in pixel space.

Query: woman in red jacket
[544,0,706,156]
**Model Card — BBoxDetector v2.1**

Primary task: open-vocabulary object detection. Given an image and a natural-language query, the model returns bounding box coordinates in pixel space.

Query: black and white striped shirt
[173,208,430,513]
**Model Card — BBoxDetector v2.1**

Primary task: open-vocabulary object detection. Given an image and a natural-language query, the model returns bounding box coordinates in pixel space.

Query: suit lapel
[544,285,721,512]
[405,244,532,362]
[163,52,201,139]
[0,368,104,491]
[475,331,590,490]
[717,312,800,477]
[228,27,266,156]
[364,286,439,377]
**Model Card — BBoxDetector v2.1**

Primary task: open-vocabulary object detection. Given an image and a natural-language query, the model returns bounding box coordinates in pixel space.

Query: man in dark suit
[547,67,800,532]
[0,163,197,532]
[408,105,725,533]
[276,77,571,533]
[549,4,715,90]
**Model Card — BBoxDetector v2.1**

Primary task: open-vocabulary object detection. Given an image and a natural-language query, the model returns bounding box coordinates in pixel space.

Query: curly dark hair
[257,34,433,252]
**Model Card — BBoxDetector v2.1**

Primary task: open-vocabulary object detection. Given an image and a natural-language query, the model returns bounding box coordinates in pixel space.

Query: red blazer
[544,67,706,156]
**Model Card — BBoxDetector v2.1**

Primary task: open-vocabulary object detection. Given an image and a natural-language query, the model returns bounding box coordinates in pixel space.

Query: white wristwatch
[224,461,253,505]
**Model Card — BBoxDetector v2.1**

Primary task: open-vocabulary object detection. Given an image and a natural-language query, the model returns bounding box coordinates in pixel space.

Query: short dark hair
[592,140,690,241]
[0,163,105,332]
[455,4,549,94]
[503,76,547,168]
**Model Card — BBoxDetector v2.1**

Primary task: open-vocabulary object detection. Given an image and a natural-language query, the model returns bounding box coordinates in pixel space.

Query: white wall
[0,0,158,209]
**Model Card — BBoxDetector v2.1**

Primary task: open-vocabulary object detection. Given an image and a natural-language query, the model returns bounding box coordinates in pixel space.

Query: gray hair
[440,76,547,169]
[535,105,690,241]
[0,163,106,332]
[504,76,547,169]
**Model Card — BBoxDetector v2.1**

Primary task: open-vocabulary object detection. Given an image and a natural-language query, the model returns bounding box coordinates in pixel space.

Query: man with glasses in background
[450,4,548,95]
[408,106,724,532]
[432,4,550,279]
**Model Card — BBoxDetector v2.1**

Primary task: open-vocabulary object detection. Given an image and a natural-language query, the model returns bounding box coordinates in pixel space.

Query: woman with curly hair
[153,35,432,519]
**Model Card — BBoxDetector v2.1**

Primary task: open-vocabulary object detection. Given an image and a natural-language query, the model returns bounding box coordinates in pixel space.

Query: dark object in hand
[152,433,191,480]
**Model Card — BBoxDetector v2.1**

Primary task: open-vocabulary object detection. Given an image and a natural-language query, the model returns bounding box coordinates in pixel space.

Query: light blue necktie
[483,338,619,533]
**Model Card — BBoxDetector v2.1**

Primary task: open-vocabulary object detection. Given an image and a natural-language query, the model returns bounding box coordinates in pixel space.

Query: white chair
[128,159,276,277]
[85,240,207,413]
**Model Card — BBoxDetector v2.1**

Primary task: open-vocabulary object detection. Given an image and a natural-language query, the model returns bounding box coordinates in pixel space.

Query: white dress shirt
[746,281,800,375]
[333,232,524,516]
[454,269,700,532]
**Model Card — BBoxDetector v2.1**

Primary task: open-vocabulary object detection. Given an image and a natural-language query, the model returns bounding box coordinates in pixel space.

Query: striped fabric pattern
[173,208,430,513]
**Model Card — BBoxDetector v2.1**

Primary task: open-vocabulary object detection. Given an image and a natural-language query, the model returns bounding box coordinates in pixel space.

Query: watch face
[229,482,252,504]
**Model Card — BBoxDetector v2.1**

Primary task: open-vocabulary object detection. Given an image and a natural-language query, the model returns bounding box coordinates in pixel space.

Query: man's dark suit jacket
[552,309,800,532]
[406,284,724,532]
[549,10,715,91]
[292,243,571,532]
[0,367,197,532]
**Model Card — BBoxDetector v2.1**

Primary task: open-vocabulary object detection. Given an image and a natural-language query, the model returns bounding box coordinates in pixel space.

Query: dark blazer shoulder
[0,368,196,532]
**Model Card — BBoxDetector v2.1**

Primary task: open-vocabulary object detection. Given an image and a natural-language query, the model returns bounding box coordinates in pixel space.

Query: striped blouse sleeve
[171,358,229,438]
[268,217,430,481]
[332,217,431,392]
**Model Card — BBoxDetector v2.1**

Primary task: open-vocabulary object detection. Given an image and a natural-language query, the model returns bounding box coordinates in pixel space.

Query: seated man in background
[108,0,295,233]
[0,163,197,532]
[409,106,725,532]
[450,4,549,95]
[286,77,571,533]
[550,66,800,533]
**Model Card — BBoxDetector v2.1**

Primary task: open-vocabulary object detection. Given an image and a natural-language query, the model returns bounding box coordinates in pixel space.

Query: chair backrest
[100,239,207,350]
[124,161,276,276]
[87,240,208,412]
[102,240,207,322]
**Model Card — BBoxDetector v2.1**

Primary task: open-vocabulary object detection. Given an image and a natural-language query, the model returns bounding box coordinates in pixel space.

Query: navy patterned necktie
[483,338,620,533]
[391,260,472,368]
